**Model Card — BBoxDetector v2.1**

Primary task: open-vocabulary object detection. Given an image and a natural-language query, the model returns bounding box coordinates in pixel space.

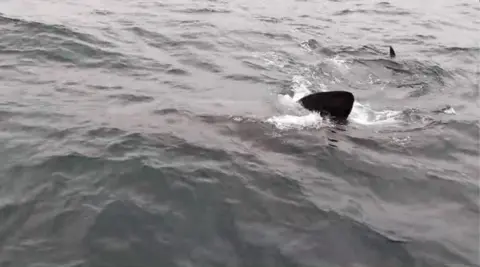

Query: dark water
[0,0,479,266]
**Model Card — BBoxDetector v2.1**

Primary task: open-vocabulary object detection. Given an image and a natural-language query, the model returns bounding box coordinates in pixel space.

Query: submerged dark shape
[298,91,355,122]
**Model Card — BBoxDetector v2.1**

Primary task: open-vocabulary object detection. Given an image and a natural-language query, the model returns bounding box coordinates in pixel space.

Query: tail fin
[389,46,396,58]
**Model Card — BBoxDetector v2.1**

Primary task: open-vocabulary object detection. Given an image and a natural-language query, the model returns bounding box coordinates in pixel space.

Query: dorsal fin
[389,46,396,58]
[298,91,355,122]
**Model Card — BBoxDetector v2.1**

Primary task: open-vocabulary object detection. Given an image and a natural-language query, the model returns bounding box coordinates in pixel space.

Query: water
[0,0,479,266]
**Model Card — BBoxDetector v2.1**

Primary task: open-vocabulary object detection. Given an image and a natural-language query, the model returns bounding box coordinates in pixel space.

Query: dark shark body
[298,91,355,122]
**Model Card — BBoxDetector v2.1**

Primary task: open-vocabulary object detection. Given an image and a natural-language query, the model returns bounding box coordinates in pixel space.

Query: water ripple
[0,0,478,266]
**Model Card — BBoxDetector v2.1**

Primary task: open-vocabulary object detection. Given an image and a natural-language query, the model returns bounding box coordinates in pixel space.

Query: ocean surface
[0,0,479,266]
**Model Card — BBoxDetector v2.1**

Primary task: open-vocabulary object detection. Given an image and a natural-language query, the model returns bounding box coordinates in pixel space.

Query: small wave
[252,50,298,70]
[255,16,292,24]
[87,84,123,91]
[172,7,231,14]
[108,94,154,104]
[128,26,182,52]
[166,67,190,76]
[86,127,126,138]
[178,56,222,73]
[0,14,137,69]
[334,8,411,16]
[164,19,216,29]
[224,74,264,83]
[153,108,190,116]
[231,30,295,43]
[442,120,480,142]
[431,46,480,57]
[0,13,112,49]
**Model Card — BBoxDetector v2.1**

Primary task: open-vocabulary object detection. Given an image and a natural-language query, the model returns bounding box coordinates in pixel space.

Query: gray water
[0,0,479,266]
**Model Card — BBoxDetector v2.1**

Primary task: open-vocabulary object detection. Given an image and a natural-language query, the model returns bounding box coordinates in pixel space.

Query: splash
[266,74,403,130]
[266,113,324,130]
[443,107,456,115]
[349,102,403,126]
[266,75,328,130]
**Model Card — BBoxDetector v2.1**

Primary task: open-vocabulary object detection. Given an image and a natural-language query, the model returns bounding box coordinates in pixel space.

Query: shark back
[298,91,355,121]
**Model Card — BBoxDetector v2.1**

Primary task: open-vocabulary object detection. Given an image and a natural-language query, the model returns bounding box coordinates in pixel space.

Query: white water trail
[266,75,403,129]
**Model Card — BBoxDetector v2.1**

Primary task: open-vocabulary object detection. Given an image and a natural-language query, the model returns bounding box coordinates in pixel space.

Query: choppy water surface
[0,0,479,266]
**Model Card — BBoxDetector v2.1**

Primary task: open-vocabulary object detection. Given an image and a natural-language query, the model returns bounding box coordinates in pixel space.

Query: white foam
[349,102,402,125]
[291,75,314,98]
[443,107,456,115]
[265,75,328,130]
[329,55,350,71]
[267,91,403,130]
[266,113,324,130]
[300,41,314,53]
[275,75,317,108]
